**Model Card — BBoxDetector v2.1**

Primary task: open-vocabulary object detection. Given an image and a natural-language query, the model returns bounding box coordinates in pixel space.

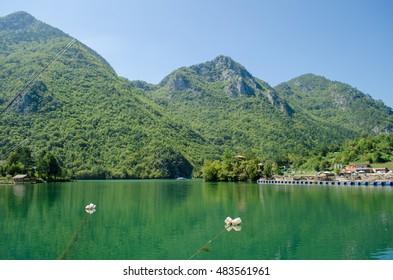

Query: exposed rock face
[13,81,61,115]
[191,55,252,82]
[168,72,191,91]
[157,55,293,115]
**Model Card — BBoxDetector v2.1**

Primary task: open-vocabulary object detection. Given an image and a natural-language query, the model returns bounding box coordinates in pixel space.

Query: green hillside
[274,74,393,134]
[144,56,360,162]
[1,12,392,180]
[0,12,207,179]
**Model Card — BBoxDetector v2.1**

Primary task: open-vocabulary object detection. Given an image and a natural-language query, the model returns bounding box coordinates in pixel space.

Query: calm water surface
[1,180,392,260]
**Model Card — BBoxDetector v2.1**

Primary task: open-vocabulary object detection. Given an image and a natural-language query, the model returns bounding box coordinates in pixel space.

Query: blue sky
[2,0,393,108]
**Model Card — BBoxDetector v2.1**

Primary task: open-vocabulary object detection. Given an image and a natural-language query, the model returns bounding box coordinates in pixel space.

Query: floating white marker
[85,203,96,214]
[231,217,242,226]
[225,217,242,231]
[224,217,242,226]
[85,203,96,210]
[226,225,242,231]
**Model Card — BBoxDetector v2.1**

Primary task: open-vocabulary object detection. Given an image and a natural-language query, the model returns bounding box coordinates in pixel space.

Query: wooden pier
[257,179,393,186]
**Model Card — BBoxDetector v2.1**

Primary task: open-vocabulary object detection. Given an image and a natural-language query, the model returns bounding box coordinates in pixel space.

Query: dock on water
[257,178,393,186]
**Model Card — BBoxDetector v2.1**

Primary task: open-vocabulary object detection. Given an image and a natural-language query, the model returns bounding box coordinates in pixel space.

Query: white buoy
[224,216,242,226]
[85,203,96,214]
[226,225,242,231]
[85,203,96,210]
[225,217,233,226]
[231,217,242,226]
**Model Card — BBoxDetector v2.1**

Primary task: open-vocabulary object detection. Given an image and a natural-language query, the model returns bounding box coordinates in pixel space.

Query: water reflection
[12,184,26,199]
[225,225,241,231]
[1,180,393,260]
[161,182,192,203]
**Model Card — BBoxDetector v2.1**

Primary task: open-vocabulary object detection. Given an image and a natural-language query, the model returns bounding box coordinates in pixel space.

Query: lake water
[1,180,392,260]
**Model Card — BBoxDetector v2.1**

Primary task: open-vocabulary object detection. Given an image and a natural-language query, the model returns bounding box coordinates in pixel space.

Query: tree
[201,160,220,182]
[38,152,63,180]
[263,160,274,179]
[4,147,35,176]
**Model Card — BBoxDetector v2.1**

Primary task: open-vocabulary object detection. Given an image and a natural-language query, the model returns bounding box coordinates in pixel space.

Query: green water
[1,180,392,260]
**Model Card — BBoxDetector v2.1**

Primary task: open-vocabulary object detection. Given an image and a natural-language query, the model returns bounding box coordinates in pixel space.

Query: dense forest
[1,12,392,181]
[200,134,393,181]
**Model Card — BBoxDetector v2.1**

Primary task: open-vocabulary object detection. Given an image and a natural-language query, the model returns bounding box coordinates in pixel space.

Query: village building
[345,163,374,174]
[234,155,246,159]
[12,174,29,182]
[343,163,390,175]
[374,167,388,174]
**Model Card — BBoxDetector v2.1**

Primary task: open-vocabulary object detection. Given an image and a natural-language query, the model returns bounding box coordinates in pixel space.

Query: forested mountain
[143,56,361,161]
[274,74,393,134]
[1,12,392,179]
[0,11,207,179]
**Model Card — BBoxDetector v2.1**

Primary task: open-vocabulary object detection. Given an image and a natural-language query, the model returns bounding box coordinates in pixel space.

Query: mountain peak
[0,11,36,31]
[8,11,34,18]
[211,55,243,71]
[190,55,253,82]
[155,55,293,115]
[0,11,67,43]
[158,55,259,97]
[275,74,393,133]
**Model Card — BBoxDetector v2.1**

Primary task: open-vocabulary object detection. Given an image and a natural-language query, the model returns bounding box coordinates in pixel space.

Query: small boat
[176,177,187,180]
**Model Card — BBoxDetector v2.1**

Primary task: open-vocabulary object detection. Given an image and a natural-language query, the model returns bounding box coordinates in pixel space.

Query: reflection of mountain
[161,183,192,204]
[1,181,392,259]
[12,184,26,198]
[1,184,31,218]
